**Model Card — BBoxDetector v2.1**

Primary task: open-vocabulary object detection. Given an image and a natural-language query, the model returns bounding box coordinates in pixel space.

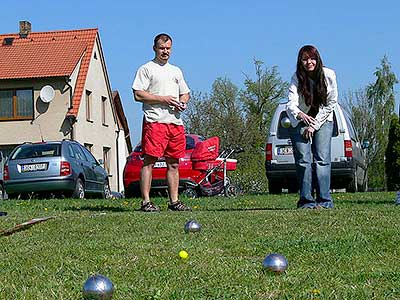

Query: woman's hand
[297,112,316,126]
[303,126,315,140]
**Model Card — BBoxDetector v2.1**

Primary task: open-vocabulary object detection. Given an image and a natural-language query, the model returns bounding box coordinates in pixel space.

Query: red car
[123,134,238,198]
[123,134,205,197]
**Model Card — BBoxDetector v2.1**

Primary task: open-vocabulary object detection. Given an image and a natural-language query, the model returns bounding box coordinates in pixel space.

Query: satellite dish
[40,85,55,103]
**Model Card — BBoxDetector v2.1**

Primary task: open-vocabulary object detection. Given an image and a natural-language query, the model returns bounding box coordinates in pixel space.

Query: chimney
[19,21,31,38]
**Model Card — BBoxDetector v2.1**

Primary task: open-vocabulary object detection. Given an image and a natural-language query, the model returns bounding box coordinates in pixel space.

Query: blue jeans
[289,121,333,205]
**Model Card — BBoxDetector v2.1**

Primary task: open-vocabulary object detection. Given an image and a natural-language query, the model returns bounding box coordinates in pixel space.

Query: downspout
[65,77,76,140]
[115,129,120,193]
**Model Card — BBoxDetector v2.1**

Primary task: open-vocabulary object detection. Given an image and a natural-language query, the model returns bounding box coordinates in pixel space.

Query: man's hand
[161,95,178,106]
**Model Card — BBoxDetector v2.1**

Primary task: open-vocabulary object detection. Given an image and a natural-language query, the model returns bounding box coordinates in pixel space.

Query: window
[81,145,97,164]
[86,90,92,122]
[84,143,93,152]
[11,144,61,160]
[103,147,111,175]
[101,96,107,126]
[0,89,33,120]
[72,144,86,161]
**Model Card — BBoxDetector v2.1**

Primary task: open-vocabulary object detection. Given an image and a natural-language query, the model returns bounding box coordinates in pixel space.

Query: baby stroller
[182,136,243,198]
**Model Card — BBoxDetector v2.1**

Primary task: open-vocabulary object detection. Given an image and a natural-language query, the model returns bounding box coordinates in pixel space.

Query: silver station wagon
[4,140,111,199]
[265,101,368,194]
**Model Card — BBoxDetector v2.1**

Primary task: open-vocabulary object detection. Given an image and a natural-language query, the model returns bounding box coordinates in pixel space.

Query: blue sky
[2,0,399,143]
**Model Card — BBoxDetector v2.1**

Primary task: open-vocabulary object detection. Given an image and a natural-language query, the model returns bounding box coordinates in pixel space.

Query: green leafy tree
[343,56,398,188]
[184,78,245,148]
[385,115,400,191]
[240,59,288,150]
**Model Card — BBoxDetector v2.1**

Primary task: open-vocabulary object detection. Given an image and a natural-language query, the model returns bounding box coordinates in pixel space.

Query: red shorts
[142,121,186,159]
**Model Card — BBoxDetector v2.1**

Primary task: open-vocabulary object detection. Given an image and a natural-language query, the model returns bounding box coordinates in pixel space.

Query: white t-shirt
[132,60,190,125]
[286,67,338,131]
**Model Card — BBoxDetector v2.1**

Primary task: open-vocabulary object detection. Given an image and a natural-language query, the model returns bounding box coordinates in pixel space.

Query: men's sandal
[140,202,160,212]
[168,201,192,211]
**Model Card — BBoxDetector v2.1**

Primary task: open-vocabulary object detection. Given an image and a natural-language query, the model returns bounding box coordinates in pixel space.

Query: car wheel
[102,181,112,199]
[268,180,282,194]
[346,170,357,193]
[125,185,141,198]
[0,182,4,200]
[72,178,85,199]
[182,188,198,199]
[288,184,299,194]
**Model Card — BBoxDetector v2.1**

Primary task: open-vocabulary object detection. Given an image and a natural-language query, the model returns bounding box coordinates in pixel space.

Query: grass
[0,192,399,299]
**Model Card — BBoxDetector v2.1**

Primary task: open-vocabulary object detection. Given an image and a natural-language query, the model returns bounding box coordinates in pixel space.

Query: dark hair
[296,45,328,107]
[153,33,172,47]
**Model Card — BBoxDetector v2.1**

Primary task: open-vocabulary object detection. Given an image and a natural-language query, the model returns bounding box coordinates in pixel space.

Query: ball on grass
[262,253,288,274]
[179,250,189,259]
[82,274,114,300]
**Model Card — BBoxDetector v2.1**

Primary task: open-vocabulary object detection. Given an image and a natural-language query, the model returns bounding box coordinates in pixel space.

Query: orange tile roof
[0,28,98,117]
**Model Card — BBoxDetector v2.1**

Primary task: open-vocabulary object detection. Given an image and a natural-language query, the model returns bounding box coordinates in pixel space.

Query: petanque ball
[184,220,201,233]
[82,274,114,300]
[262,253,288,274]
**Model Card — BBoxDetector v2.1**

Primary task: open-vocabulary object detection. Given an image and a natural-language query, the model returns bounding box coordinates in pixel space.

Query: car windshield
[11,144,61,160]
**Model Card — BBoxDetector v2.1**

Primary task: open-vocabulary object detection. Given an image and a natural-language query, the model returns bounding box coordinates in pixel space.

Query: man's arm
[134,90,179,107]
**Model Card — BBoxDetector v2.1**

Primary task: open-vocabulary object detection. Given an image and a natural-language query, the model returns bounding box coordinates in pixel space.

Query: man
[132,33,191,212]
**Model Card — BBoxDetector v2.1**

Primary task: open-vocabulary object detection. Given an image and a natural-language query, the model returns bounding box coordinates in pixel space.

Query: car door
[71,144,97,191]
[80,145,106,192]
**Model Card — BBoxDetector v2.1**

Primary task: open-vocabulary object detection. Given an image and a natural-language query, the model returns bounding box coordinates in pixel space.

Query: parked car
[4,140,111,199]
[265,101,368,194]
[123,134,207,197]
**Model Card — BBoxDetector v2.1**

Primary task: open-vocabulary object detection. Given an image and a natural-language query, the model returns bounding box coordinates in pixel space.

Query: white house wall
[0,78,73,144]
[73,38,119,191]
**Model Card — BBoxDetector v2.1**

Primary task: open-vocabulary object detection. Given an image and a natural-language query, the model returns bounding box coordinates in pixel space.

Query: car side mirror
[98,159,104,165]
[362,139,370,149]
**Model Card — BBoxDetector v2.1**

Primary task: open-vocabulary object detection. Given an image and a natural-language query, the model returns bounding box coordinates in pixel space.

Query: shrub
[385,115,400,191]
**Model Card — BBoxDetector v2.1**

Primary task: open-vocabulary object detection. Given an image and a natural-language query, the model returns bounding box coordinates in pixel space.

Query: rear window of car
[277,112,339,139]
[10,144,61,160]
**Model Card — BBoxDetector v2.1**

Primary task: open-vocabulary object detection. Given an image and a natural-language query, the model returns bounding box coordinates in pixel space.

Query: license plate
[21,163,47,172]
[154,161,167,168]
[277,146,293,155]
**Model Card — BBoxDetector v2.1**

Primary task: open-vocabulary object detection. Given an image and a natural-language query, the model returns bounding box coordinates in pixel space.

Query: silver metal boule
[262,253,288,274]
[281,117,292,129]
[184,220,201,233]
[82,274,114,300]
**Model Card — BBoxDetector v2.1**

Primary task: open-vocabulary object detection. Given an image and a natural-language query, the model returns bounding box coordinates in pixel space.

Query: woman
[286,45,338,209]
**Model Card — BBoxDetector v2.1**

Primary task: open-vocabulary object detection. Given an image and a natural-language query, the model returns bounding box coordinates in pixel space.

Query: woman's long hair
[296,45,328,109]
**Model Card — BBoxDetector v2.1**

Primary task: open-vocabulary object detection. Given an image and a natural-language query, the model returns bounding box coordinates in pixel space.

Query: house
[112,90,132,192]
[0,21,130,192]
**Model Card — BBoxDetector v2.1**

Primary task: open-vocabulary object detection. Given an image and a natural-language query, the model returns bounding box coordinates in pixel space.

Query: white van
[265,101,368,194]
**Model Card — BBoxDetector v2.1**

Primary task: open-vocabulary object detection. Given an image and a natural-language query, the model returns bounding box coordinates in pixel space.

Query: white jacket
[286,67,338,131]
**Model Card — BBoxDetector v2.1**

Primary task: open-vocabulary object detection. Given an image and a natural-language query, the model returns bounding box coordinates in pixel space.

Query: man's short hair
[153,33,172,47]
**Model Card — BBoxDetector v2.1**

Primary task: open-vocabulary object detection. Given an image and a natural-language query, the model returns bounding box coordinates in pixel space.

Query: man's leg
[166,157,180,202]
[140,154,158,209]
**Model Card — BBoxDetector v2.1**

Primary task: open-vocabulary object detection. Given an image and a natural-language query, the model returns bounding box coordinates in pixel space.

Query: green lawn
[0,192,399,299]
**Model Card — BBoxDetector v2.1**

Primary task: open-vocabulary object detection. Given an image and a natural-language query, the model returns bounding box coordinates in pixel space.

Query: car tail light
[266,143,272,161]
[60,161,71,176]
[344,140,353,157]
[3,165,9,181]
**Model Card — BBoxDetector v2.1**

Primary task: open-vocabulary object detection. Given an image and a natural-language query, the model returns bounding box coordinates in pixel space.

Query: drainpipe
[115,130,120,193]
[64,77,76,140]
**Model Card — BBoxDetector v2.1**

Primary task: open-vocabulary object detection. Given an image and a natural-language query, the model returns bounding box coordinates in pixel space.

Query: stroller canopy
[191,136,219,162]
